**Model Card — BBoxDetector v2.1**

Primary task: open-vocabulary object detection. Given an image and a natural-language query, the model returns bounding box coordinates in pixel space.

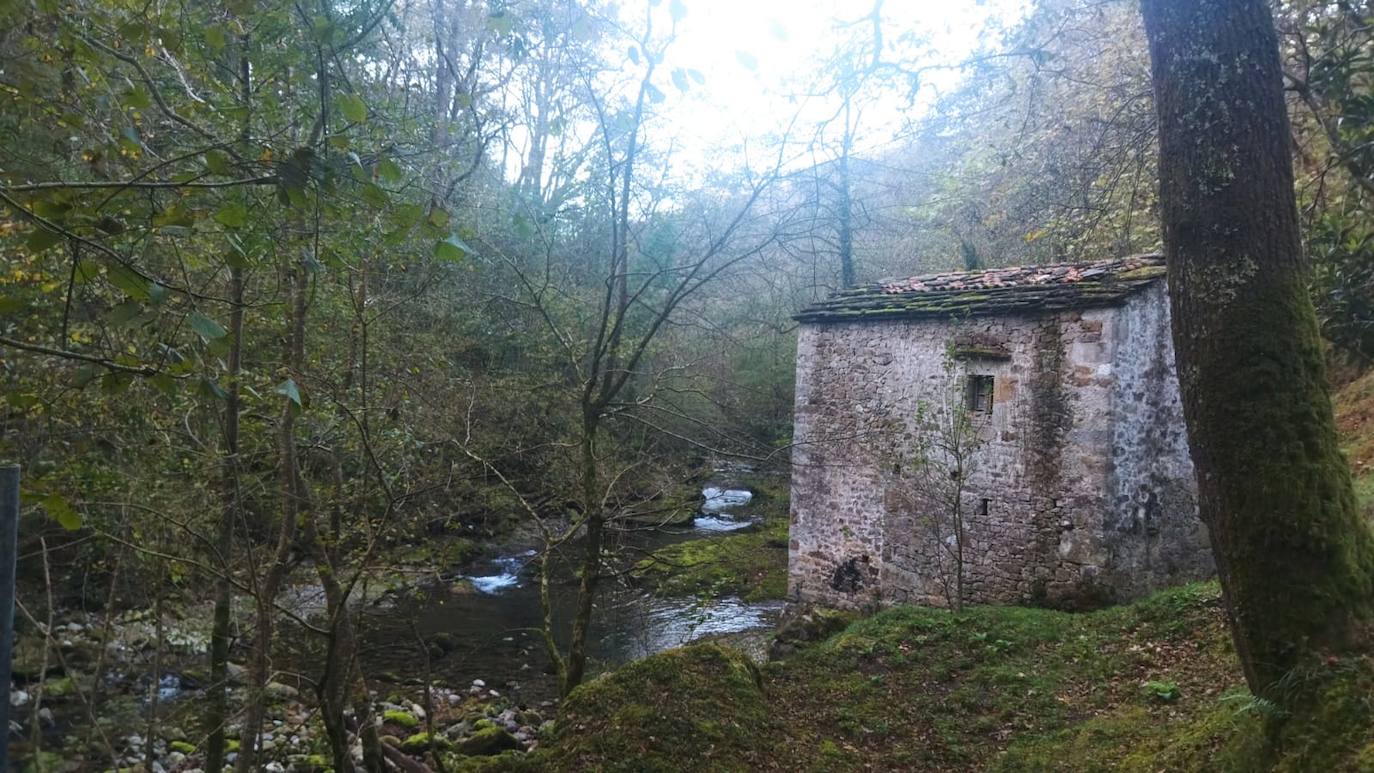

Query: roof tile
[795,254,1165,324]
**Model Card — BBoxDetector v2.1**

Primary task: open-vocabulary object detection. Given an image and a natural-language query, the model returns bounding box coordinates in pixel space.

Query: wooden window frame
[966,374,994,415]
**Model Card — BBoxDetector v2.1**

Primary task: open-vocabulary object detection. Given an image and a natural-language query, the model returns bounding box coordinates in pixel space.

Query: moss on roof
[795,255,1166,324]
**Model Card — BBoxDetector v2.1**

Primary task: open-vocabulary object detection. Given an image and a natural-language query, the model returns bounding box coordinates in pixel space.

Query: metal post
[0,464,19,772]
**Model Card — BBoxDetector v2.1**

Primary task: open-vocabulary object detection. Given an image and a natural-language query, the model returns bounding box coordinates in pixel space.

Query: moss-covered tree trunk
[1141,0,1374,698]
[563,415,603,695]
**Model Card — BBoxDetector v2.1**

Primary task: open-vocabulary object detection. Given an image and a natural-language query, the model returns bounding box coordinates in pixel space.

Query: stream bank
[11,473,790,770]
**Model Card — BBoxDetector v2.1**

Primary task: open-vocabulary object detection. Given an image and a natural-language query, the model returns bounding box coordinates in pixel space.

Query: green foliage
[1144,680,1181,703]
[1309,212,1374,361]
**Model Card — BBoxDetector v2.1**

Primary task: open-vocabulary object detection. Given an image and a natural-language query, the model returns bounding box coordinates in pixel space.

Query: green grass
[760,585,1242,771]
[515,584,1257,771]
[1334,370,1374,509]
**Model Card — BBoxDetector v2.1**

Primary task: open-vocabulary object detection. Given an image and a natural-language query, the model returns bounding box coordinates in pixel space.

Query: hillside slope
[516,583,1372,771]
[522,584,1252,771]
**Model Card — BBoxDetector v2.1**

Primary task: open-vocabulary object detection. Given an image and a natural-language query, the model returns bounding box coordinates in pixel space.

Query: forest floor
[1334,366,1374,505]
[523,582,1374,772]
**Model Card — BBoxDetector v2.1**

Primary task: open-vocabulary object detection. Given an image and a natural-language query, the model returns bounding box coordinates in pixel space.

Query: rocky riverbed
[9,603,559,771]
[10,476,788,770]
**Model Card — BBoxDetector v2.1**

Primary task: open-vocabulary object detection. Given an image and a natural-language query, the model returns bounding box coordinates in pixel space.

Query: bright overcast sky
[644,0,1030,175]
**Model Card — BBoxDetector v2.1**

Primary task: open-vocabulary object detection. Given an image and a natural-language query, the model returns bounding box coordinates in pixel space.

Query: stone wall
[787,282,1212,610]
[1100,283,1213,598]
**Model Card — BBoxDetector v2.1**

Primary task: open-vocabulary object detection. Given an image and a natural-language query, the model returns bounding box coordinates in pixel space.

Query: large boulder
[767,606,853,661]
[457,726,521,756]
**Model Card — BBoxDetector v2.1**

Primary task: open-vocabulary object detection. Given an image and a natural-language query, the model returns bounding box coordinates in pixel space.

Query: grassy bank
[630,476,791,602]
[514,583,1373,771]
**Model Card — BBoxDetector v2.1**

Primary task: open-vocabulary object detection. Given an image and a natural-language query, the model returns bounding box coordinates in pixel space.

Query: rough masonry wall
[788,286,1211,610]
[1101,283,1213,596]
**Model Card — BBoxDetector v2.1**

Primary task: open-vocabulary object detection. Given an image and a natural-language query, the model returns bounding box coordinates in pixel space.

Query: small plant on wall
[895,343,993,611]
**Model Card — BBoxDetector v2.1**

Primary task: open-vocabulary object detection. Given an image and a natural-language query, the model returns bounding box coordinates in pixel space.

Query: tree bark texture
[1141,0,1374,697]
[562,419,602,695]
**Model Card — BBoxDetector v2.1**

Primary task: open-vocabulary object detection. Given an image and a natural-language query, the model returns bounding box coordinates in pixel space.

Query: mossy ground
[630,518,788,602]
[515,583,1374,771]
[768,583,1247,771]
[630,476,790,602]
[537,644,772,772]
[1334,368,1374,508]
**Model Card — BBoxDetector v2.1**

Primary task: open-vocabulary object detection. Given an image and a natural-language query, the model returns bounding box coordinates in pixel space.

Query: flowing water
[353,484,782,703]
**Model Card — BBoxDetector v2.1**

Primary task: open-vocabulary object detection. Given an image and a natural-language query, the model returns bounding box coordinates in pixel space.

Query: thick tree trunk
[1141,0,1374,697]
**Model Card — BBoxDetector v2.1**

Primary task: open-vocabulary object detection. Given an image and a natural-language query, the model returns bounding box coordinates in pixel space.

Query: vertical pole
[0,464,19,772]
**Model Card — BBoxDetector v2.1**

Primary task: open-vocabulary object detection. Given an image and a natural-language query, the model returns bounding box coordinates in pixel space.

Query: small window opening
[977,498,992,517]
[966,374,994,414]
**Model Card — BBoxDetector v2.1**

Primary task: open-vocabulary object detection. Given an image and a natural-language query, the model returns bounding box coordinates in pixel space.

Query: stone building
[787,255,1214,610]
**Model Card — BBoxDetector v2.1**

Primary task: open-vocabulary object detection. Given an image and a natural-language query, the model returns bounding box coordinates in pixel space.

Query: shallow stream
[354,484,781,702]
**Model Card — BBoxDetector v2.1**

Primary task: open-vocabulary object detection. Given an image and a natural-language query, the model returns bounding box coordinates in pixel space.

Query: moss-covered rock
[383,709,420,730]
[767,606,855,661]
[41,675,76,698]
[427,631,460,659]
[457,726,521,756]
[264,681,299,701]
[400,731,452,753]
[631,506,789,602]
